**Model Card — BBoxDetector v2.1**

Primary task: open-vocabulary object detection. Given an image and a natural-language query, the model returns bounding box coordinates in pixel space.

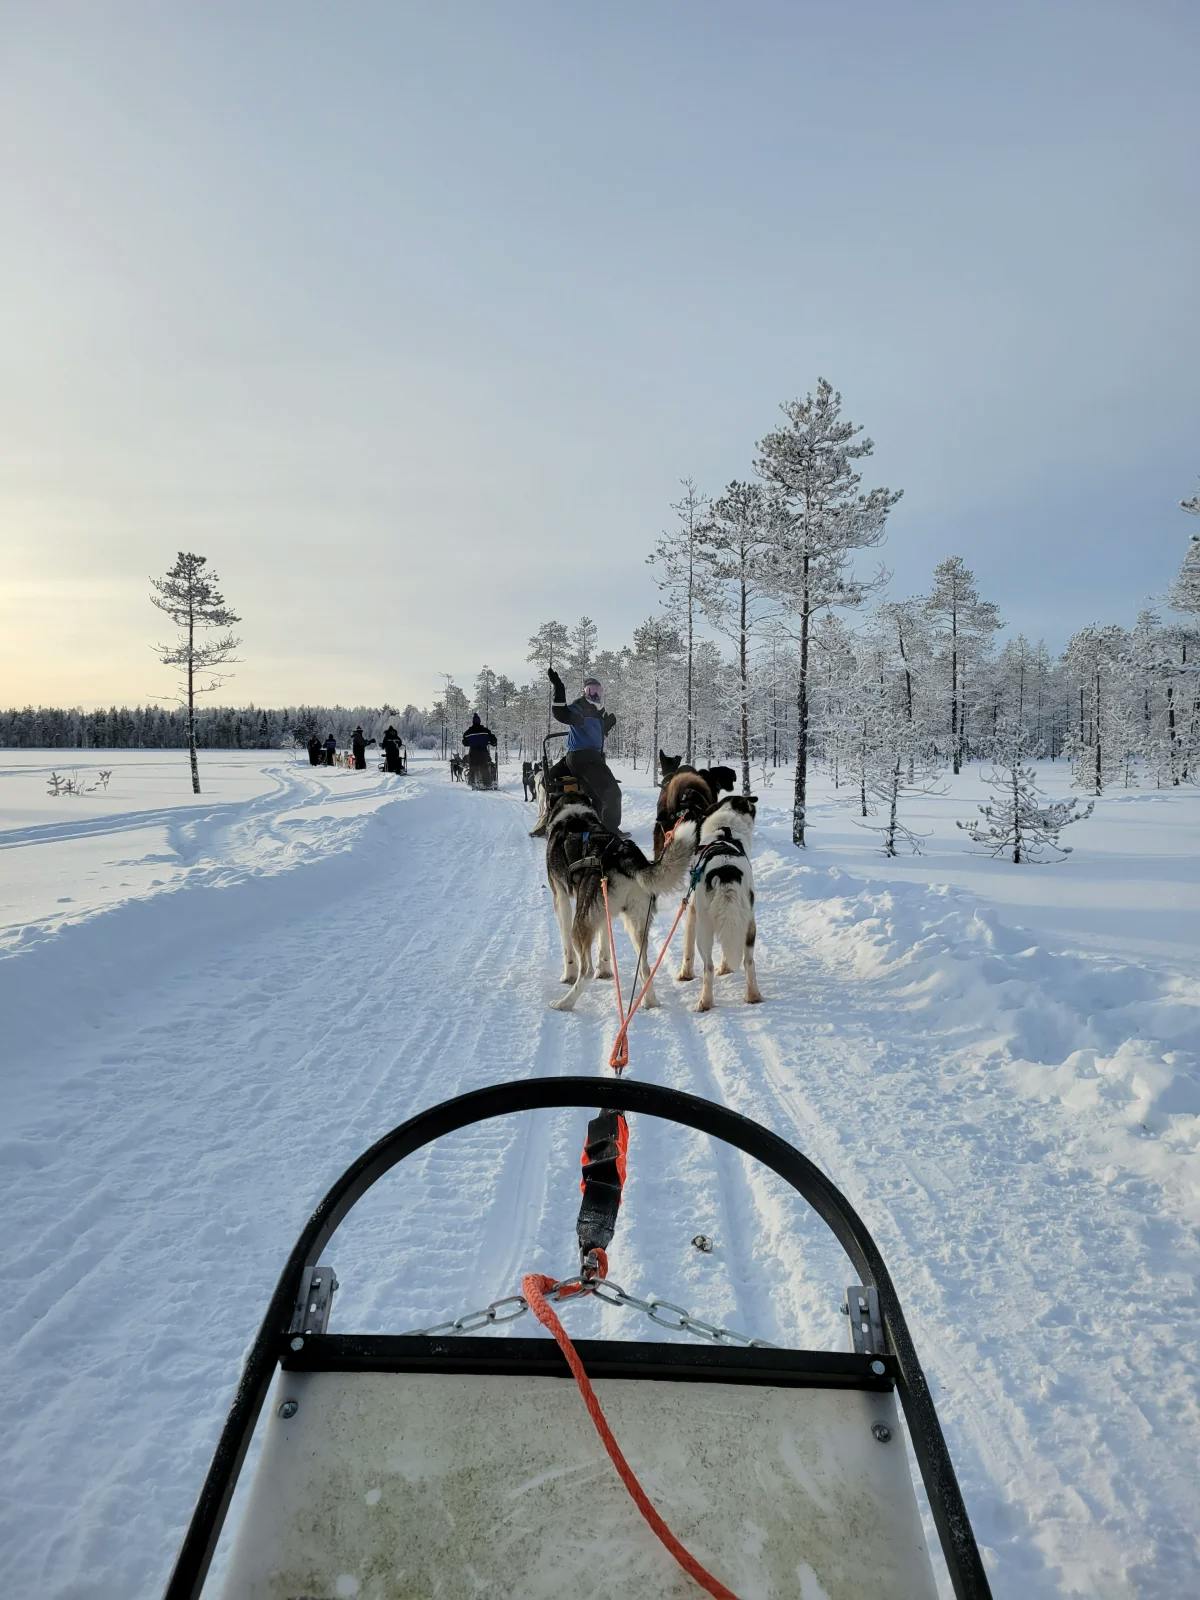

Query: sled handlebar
[165,1077,991,1600]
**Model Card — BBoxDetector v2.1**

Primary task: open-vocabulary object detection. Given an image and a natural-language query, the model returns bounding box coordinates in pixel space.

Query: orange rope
[522,1267,739,1600]
[608,889,692,1069]
[600,878,630,1070]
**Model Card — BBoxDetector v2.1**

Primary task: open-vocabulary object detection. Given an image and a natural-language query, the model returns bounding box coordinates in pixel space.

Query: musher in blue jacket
[548,669,621,831]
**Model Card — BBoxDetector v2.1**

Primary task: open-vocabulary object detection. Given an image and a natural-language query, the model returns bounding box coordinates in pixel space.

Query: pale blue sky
[2,0,1197,708]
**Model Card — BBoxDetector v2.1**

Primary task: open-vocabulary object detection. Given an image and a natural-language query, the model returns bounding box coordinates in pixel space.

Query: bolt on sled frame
[165,1077,992,1600]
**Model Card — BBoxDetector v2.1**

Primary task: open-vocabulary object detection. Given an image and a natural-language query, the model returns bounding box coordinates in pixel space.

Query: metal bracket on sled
[844,1284,884,1357]
[288,1264,339,1337]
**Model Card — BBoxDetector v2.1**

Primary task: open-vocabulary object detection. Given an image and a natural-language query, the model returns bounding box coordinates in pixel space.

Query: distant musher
[381,725,405,775]
[463,713,498,789]
[351,725,376,771]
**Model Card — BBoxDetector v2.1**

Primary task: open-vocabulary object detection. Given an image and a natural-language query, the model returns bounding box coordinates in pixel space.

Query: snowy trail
[2,764,1197,1597]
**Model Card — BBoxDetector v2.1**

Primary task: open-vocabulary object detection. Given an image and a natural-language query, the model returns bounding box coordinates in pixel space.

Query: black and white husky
[544,794,697,1012]
[678,795,763,1011]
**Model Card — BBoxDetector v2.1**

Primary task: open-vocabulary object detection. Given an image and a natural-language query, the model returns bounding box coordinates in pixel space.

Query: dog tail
[637,818,697,893]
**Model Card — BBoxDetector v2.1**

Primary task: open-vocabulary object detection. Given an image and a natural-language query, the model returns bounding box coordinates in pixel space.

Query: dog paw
[746,991,764,1005]
[550,994,576,1013]
[643,991,659,1010]
[716,961,733,977]
[676,969,694,983]
[696,997,712,1013]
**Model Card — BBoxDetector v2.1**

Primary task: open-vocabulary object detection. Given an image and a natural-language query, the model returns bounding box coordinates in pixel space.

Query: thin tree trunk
[885,758,900,856]
[950,607,960,775]
[793,565,811,846]
[685,543,694,766]
[1094,668,1102,794]
[187,603,200,794]
[739,579,750,796]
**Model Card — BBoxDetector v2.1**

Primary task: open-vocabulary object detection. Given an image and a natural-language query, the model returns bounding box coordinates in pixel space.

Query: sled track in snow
[0,766,1196,1598]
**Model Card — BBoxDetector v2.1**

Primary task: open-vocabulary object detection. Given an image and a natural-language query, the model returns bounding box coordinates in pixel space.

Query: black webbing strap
[576,1109,629,1256]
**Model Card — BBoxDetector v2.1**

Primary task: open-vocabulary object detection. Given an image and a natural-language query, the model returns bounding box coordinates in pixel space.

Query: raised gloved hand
[547,667,564,690]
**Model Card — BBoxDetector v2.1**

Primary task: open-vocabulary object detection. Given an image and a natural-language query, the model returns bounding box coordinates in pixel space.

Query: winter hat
[583,676,602,690]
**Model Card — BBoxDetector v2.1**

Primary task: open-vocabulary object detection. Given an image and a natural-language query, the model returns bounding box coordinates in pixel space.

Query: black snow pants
[566,750,621,832]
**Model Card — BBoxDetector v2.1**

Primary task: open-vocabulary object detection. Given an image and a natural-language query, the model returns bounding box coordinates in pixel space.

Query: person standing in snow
[462,713,497,788]
[323,733,337,766]
[548,669,620,830]
[351,725,375,771]
[381,725,405,774]
[306,735,322,766]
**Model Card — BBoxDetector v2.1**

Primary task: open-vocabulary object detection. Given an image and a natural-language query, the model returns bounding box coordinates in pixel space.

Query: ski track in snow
[1,760,1197,1598]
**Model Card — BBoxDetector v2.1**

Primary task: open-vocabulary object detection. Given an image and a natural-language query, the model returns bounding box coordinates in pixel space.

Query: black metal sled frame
[164,1076,992,1599]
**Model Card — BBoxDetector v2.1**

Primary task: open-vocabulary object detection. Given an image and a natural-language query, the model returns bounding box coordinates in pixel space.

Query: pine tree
[565,616,598,685]
[150,552,241,794]
[697,481,778,795]
[526,620,571,730]
[1063,624,1128,794]
[756,379,901,844]
[959,728,1093,862]
[648,480,713,764]
[924,557,1002,773]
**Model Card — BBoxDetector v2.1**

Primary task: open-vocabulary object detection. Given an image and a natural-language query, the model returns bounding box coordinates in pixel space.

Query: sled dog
[544,793,697,1013]
[654,752,738,857]
[678,794,762,1011]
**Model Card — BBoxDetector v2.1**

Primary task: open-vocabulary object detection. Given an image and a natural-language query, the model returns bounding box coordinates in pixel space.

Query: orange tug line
[556,839,735,1597]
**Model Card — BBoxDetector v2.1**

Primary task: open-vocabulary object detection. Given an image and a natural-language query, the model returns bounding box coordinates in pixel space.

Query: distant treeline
[0,704,443,751]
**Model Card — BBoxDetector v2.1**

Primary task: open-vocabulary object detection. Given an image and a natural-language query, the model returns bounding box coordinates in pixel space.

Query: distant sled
[164,1078,992,1600]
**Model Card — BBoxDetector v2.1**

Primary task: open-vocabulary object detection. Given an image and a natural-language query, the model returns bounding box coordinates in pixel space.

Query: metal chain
[398,1275,775,1349]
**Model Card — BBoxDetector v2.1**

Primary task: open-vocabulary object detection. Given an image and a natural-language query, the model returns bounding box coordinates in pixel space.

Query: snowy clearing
[1,750,1198,1598]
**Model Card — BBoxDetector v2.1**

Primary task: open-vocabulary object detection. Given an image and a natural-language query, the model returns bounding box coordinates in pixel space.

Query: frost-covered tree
[923,557,1002,773]
[697,480,778,795]
[564,616,599,685]
[756,379,901,844]
[959,728,1093,862]
[527,620,571,730]
[473,664,498,725]
[810,613,856,787]
[1063,624,1129,793]
[1168,534,1200,619]
[648,480,714,765]
[150,552,241,794]
[631,617,682,772]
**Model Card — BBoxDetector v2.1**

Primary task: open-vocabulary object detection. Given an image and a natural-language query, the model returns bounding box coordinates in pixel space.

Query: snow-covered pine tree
[876,598,935,776]
[958,727,1093,862]
[564,616,598,686]
[696,481,778,795]
[1063,624,1129,794]
[526,620,571,731]
[150,552,241,794]
[923,557,1001,774]
[810,613,856,788]
[647,480,714,765]
[474,665,498,727]
[755,379,901,844]
[631,617,683,772]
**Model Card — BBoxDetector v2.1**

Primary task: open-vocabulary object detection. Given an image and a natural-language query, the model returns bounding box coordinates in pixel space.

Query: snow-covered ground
[1,748,1197,1598]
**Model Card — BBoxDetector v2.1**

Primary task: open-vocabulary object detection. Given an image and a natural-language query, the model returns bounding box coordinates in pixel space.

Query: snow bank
[764,859,1200,1218]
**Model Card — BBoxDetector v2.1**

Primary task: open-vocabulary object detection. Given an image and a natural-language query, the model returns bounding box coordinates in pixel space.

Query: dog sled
[164,1077,991,1600]
[530,729,585,834]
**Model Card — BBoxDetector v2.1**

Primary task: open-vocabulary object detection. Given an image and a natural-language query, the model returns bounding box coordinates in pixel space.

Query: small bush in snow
[959,732,1093,862]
